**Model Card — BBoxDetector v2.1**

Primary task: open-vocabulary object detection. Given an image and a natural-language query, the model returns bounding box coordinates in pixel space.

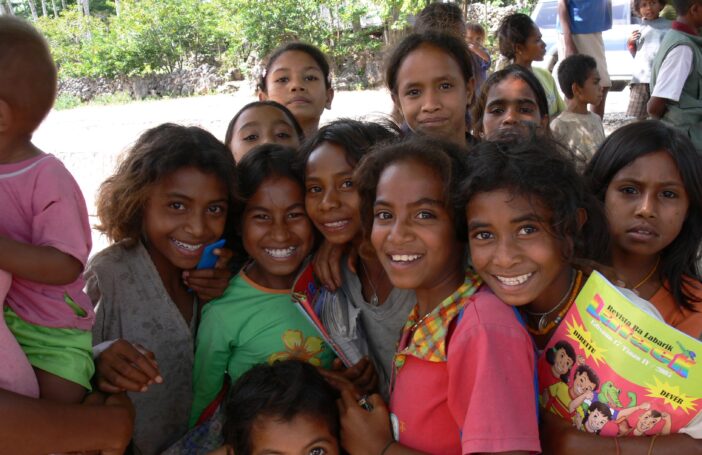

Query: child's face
[639,0,662,20]
[636,411,661,433]
[305,142,361,245]
[466,189,572,309]
[250,414,339,455]
[371,160,464,295]
[554,348,574,376]
[573,371,596,396]
[577,68,603,107]
[604,151,688,262]
[481,76,546,139]
[585,409,609,433]
[143,166,228,272]
[260,51,333,131]
[393,43,473,146]
[243,176,314,289]
[229,105,300,162]
[516,25,547,63]
[465,30,485,46]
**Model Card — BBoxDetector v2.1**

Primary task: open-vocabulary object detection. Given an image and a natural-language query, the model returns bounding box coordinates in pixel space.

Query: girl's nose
[421,89,441,112]
[492,237,519,269]
[184,214,206,238]
[270,220,292,242]
[320,189,340,211]
[388,219,413,243]
[635,193,657,218]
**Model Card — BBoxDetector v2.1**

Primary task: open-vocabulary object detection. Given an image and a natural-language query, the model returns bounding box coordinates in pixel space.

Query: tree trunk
[50,0,58,17]
[81,0,89,16]
[0,1,10,15]
[61,0,66,10]
[27,0,38,20]
[115,0,120,15]
[40,0,47,16]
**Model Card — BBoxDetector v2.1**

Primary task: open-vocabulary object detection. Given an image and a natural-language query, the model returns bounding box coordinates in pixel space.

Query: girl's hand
[94,339,162,393]
[330,357,378,395]
[337,388,393,455]
[184,247,233,303]
[81,391,135,455]
[313,240,348,290]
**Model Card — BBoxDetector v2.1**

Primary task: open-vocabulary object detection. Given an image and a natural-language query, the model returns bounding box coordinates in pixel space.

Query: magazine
[292,263,367,367]
[538,271,702,436]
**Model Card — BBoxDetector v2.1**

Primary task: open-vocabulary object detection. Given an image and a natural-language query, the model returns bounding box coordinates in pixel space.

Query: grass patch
[89,91,133,106]
[54,93,82,111]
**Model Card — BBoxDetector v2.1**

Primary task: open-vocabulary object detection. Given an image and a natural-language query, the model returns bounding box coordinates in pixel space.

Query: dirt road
[32,87,630,255]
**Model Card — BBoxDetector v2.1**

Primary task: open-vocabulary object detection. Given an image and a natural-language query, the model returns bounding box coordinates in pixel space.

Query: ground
[33,87,632,256]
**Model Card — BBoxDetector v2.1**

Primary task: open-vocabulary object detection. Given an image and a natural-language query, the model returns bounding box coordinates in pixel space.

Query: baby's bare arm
[0,236,82,285]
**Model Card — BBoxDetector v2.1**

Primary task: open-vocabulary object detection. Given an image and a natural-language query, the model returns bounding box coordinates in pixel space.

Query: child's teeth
[390,254,421,262]
[265,247,296,258]
[495,273,533,286]
[173,239,202,251]
[324,220,348,228]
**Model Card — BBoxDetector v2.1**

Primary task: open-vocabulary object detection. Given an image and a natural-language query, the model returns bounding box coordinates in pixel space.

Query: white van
[531,0,642,90]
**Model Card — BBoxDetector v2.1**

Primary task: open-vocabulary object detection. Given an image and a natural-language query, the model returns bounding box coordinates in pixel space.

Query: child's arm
[648,96,668,118]
[568,390,594,412]
[541,411,702,454]
[94,339,163,393]
[0,235,82,285]
[0,388,133,455]
[468,43,491,63]
[627,29,641,57]
[558,0,577,57]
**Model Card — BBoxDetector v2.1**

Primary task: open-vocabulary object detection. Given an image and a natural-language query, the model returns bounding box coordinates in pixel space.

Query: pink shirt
[0,270,39,397]
[390,288,540,454]
[0,154,94,330]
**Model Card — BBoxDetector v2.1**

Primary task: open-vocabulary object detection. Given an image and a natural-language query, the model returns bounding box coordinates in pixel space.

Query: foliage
[54,93,82,110]
[28,0,533,82]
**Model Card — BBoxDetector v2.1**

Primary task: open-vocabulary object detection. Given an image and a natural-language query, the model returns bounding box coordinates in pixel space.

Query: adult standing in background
[557,0,612,118]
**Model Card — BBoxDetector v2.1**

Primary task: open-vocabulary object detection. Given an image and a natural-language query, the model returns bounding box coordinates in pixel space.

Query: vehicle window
[534,1,558,29]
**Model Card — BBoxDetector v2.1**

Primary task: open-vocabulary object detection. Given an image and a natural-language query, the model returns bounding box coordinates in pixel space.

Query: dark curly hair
[223,360,340,455]
[557,54,598,99]
[95,123,236,246]
[258,42,332,93]
[297,118,400,172]
[384,31,474,95]
[461,134,609,263]
[224,100,304,148]
[633,0,667,15]
[414,2,466,37]
[497,13,536,60]
[585,120,702,312]
[574,364,601,391]
[355,136,470,245]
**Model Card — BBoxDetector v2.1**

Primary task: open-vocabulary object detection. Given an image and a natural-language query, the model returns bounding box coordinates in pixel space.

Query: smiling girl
[190,144,335,427]
[87,124,237,454]
[335,137,539,455]
[258,42,334,137]
[384,32,475,147]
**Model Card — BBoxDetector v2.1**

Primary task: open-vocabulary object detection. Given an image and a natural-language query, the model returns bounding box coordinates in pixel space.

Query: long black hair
[585,120,702,312]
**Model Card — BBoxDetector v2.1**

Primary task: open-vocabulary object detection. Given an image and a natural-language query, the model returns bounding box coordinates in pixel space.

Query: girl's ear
[571,81,582,99]
[576,207,588,230]
[0,99,12,133]
[539,113,550,131]
[258,91,268,102]
[465,76,476,106]
[325,87,335,110]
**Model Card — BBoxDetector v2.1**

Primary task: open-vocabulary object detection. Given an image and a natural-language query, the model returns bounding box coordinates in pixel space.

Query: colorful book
[538,271,702,436]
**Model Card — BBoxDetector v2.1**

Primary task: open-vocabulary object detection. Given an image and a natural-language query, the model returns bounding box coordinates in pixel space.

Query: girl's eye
[208,205,225,215]
[307,185,322,194]
[405,88,420,97]
[416,210,435,220]
[439,82,453,90]
[169,202,185,210]
[275,132,292,139]
[243,134,258,142]
[518,225,538,235]
[305,74,320,81]
[274,76,289,83]
[309,448,327,455]
[253,213,270,221]
[340,179,353,189]
[473,231,494,241]
[375,210,392,221]
[620,186,638,195]
[288,211,306,219]
[661,190,677,199]
[487,107,504,115]
[519,106,535,114]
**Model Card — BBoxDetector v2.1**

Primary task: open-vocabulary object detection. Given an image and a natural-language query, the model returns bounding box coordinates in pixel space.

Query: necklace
[525,270,582,335]
[359,260,380,306]
[411,310,433,332]
[633,257,660,290]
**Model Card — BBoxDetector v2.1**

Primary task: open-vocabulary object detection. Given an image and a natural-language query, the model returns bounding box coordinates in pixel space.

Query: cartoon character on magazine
[544,364,600,420]
[574,401,613,434]
[615,402,672,436]
[599,380,637,408]
[539,340,577,390]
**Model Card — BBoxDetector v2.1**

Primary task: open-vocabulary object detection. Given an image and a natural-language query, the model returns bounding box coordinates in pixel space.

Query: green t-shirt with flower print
[190,270,334,426]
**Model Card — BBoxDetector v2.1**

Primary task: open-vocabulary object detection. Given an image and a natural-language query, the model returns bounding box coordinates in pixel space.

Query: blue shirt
[557,0,612,34]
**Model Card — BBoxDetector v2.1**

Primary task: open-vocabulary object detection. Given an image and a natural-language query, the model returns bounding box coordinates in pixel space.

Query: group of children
[1,3,702,455]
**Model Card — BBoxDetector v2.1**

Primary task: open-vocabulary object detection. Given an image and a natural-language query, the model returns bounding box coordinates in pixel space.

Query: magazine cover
[538,271,702,436]
[292,262,367,367]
